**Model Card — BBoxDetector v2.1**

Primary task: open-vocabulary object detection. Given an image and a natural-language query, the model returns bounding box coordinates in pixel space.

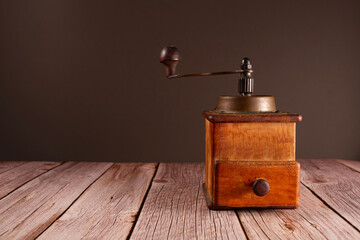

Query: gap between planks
[37,163,158,240]
[0,162,26,174]
[35,162,115,238]
[336,159,360,173]
[299,159,360,232]
[300,182,360,233]
[129,163,248,240]
[0,162,113,239]
[126,163,159,240]
[0,161,63,200]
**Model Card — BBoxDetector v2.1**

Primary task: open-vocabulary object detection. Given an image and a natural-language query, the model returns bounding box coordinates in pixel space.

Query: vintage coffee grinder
[160,46,302,209]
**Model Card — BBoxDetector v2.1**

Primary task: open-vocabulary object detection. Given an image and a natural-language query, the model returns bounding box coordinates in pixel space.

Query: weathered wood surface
[299,159,360,231]
[0,162,112,240]
[130,163,247,240]
[337,159,360,173]
[39,163,157,240]
[0,159,359,240]
[0,161,61,199]
[237,184,360,239]
[0,161,25,174]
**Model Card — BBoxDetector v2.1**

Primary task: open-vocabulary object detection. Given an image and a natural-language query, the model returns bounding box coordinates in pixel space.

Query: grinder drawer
[211,161,300,208]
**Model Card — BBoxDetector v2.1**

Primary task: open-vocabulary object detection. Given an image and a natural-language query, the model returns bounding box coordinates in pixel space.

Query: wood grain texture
[203,111,302,123]
[0,161,61,199]
[237,184,360,239]
[300,159,360,231]
[0,160,359,239]
[205,119,215,202]
[0,162,112,240]
[130,163,247,240]
[215,161,300,208]
[38,163,157,240]
[217,122,296,161]
[204,112,300,208]
[337,159,360,173]
[0,161,25,174]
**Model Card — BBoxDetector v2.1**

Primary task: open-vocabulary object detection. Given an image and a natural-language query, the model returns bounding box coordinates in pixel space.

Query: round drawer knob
[252,179,270,197]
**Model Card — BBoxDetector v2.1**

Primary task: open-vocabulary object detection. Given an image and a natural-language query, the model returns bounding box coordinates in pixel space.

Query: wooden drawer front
[215,161,300,208]
[217,122,296,161]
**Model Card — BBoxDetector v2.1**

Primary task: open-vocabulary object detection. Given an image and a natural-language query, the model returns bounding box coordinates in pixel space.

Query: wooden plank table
[0,159,359,239]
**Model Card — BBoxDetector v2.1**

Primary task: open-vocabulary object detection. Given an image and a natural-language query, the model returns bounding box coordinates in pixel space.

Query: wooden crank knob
[159,45,180,77]
[252,179,270,197]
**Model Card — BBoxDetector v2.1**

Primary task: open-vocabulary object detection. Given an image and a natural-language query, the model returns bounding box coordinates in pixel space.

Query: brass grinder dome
[215,95,276,113]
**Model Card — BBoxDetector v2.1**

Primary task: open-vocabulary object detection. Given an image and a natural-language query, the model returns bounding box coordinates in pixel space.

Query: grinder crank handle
[159,45,252,79]
[159,45,254,96]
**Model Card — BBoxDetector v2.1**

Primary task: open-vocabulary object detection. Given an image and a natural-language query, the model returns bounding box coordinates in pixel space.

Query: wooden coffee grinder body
[203,112,302,209]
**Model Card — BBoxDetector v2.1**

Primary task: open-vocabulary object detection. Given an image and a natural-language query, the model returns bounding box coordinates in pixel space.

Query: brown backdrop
[0,0,359,162]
